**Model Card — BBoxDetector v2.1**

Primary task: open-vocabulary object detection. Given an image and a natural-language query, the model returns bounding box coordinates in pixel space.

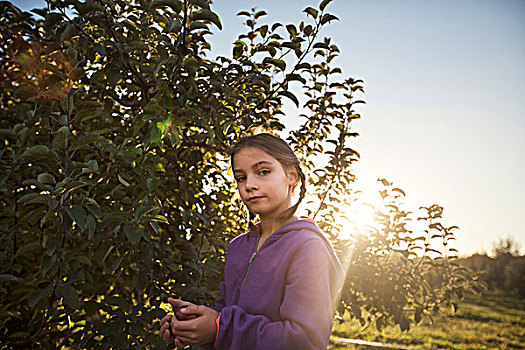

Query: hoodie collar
[250,219,320,241]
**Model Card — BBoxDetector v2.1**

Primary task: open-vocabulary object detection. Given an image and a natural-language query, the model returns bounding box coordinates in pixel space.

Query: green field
[329,294,525,349]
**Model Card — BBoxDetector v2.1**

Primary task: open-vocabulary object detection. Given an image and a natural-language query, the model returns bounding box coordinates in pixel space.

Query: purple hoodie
[211,219,344,350]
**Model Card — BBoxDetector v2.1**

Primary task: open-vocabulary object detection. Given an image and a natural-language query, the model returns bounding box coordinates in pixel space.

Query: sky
[12,0,525,256]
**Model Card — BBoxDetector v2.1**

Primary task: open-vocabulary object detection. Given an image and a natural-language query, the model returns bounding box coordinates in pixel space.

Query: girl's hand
[159,314,184,348]
[169,301,219,346]
[159,314,174,344]
[168,297,197,320]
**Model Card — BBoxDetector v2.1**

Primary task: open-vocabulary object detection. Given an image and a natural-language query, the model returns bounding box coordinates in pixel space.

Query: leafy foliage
[0,0,480,347]
[338,180,483,331]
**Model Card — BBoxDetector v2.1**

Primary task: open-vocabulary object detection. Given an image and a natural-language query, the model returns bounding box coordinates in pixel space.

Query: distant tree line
[459,237,525,297]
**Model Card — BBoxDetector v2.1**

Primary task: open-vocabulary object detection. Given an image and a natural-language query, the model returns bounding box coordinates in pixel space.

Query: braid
[248,210,260,233]
[280,165,307,220]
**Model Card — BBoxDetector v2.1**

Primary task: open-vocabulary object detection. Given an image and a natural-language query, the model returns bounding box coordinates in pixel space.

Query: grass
[329,293,525,349]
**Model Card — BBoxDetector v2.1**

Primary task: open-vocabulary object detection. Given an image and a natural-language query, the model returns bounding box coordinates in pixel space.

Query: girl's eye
[235,176,246,183]
[259,169,270,176]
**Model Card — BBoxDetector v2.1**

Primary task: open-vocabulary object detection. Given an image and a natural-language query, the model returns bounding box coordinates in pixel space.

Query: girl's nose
[245,177,258,191]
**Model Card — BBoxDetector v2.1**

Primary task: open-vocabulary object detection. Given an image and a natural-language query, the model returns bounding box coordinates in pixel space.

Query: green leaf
[296,62,311,70]
[150,215,168,223]
[21,145,52,159]
[19,193,42,205]
[149,124,161,143]
[237,11,250,17]
[148,0,182,13]
[58,285,79,310]
[278,90,299,107]
[74,1,104,15]
[65,205,87,232]
[72,255,92,267]
[286,73,306,84]
[52,126,68,150]
[304,7,318,19]
[319,0,333,11]
[107,69,121,87]
[263,58,286,71]
[86,203,102,219]
[320,13,339,25]
[59,23,74,44]
[16,241,40,256]
[0,128,16,138]
[392,188,406,196]
[303,24,314,36]
[41,254,55,274]
[286,24,297,37]
[124,224,141,243]
[189,0,210,9]
[44,12,63,30]
[86,159,99,173]
[192,9,222,30]
[254,10,267,19]
[102,245,115,262]
[233,40,247,58]
[37,173,56,185]
[313,42,330,50]
[118,174,131,187]
[0,274,19,282]
[29,288,52,309]
[69,134,104,153]
[259,24,268,38]
[88,214,96,239]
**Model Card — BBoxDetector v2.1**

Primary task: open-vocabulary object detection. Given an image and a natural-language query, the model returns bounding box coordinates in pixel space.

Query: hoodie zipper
[235,233,260,304]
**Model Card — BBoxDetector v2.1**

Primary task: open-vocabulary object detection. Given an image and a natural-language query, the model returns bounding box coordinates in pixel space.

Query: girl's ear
[286,166,299,187]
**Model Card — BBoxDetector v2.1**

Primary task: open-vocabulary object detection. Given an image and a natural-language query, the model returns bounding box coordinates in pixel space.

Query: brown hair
[230,133,306,230]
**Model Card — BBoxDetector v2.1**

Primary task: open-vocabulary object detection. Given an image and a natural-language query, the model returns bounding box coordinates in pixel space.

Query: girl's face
[232,147,298,220]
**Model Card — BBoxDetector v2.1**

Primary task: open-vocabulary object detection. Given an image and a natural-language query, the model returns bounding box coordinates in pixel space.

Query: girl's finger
[160,314,173,325]
[170,328,201,341]
[175,309,197,320]
[174,334,196,345]
[160,323,170,338]
[174,338,184,349]
[171,318,198,332]
[162,329,173,344]
[178,304,202,315]
[168,297,193,308]
[162,328,169,341]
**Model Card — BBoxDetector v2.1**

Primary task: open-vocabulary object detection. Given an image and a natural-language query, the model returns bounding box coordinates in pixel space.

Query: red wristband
[215,312,221,341]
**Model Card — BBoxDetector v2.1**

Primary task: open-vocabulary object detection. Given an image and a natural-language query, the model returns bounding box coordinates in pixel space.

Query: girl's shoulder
[227,229,256,250]
[272,219,329,246]
[230,230,250,243]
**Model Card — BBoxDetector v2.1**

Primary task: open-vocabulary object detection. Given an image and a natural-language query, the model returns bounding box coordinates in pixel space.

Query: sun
[337,177,385,240]
[339,201,376,240]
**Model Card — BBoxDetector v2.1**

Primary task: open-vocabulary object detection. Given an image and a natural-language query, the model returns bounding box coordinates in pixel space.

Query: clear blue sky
[13,0,525,255]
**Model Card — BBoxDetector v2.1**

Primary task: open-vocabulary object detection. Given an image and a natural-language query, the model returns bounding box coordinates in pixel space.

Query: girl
[159,133,344,349]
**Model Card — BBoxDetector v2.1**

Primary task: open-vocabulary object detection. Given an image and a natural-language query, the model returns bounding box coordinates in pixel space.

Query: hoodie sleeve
[214,237,342,350]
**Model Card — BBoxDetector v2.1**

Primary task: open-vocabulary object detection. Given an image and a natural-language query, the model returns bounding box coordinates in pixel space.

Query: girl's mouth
[248,196,264,202]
